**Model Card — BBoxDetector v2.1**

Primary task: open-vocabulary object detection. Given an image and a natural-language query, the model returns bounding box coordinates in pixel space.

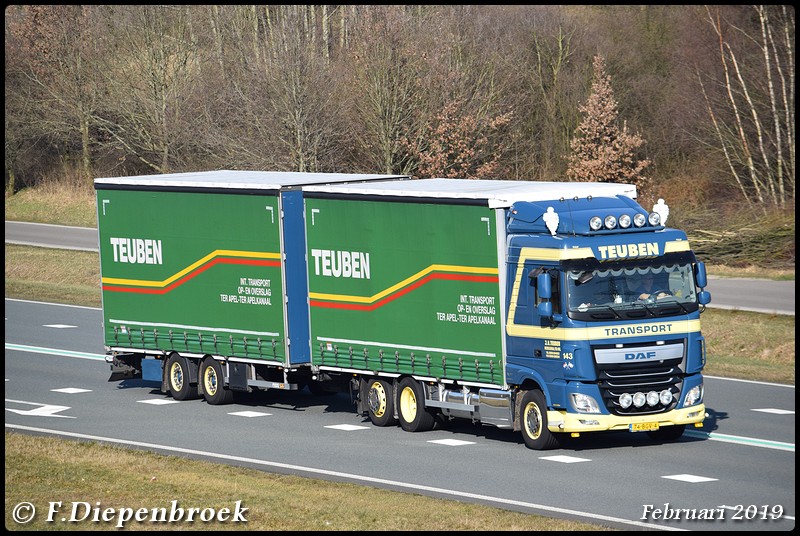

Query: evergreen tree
[566,55,650,191]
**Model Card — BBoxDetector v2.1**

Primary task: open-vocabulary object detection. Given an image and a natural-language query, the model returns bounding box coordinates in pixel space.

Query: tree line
[4,5,794,212]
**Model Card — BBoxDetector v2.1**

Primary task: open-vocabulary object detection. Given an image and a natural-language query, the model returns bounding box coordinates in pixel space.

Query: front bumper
[547,404,705,433]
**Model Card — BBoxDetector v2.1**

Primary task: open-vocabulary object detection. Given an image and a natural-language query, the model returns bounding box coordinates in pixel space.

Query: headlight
[646,391,660,407]
[633,392,646,408]
[570,393,600,413]
[683,384,703,407]
[633,213,647,227]
[659,389,673,405]
[618,214,631,228]
[648,212,661,226]
[589,216,602,231]
[619,393,633,409]
[604,215,617,229]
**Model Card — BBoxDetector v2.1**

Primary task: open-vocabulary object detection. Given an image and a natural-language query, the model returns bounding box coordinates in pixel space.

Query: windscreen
[565,253,700,320]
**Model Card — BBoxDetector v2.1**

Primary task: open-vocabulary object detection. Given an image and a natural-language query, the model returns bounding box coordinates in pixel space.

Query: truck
[96,170,711,450]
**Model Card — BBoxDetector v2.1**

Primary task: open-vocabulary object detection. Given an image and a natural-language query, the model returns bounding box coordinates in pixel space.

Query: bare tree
[94,6,205,173]
[345,6,422,174]
[5,6,103,184]
[699,5,795,210]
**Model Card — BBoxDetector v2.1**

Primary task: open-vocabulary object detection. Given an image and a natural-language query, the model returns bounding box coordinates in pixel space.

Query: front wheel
[166,354,198,401]
[366,378,397,427]
[200,357,233,405]
[519,389,561,450]
[397,378,436,432]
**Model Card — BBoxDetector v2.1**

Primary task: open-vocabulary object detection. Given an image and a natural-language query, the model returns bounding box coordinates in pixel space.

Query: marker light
[648,212,661,226]
[604,215,617,230]
[618,214,631,228]
[589,216,603,231]
[633,213,647,227]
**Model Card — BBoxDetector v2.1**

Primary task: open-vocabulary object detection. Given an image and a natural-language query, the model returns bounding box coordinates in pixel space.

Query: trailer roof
[303,178,637,208]
[94,170,409,190]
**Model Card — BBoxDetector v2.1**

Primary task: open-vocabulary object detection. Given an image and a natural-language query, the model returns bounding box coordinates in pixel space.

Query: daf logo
[625,351,657,360]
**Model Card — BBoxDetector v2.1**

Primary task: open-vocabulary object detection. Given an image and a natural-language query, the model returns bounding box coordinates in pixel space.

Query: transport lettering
[311,249,370,279]
[597,242,659,260]
[110,237,163,265]
[604,324,673,336]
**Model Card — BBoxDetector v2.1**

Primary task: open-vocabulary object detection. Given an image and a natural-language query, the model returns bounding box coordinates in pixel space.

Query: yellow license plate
[630,422,659,432]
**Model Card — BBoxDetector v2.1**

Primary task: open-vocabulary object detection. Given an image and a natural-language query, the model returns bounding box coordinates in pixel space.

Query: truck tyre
[200,357,233,405]
[647,424,686,442]
[366,378,397,427]
[166,354,198,401]
[397,377,436,432]
[520,389,561,450]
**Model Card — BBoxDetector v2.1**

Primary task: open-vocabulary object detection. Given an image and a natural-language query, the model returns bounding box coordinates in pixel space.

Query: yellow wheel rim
[204,365,218,396]
[368,381,388,417]
[523,401,542,440]
[399,386,417,423]
[169,361,184,391]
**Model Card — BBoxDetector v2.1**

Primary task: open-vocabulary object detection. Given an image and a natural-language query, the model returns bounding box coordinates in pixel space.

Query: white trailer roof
[94,170,409,190]
[303,178,637,208]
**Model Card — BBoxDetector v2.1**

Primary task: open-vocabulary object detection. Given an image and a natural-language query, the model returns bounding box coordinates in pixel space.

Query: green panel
[306,198,503,384]
[96,189,285,361]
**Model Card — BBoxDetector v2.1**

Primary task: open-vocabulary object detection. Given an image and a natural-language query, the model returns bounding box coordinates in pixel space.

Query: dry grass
[5,181,97,228]
[5,432,611,531]
[701,309,795,384]
[4,244,101,307]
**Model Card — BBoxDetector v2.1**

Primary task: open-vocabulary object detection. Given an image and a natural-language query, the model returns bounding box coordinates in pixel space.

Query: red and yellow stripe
[102,250,281,295]
[309,264,498,311]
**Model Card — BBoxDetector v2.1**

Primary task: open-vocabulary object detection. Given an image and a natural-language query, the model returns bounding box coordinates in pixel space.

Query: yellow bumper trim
[547,404,705,433]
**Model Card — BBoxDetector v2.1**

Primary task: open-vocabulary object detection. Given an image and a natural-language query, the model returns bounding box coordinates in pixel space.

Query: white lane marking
[539,455,591,463]
[751,408,794,415]
[137,399,179,405]
[51,388,92,394]
[229,411,272,418]
[428,439,475,446]
[325,424,370,431]
[5,399,74,418]
[662,474,718,483]
[43,324,77,329]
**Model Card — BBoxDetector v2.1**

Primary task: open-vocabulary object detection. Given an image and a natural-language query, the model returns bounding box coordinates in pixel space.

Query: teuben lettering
[597,242,659,260]
[311,249,370,279]
[110,237,163,264]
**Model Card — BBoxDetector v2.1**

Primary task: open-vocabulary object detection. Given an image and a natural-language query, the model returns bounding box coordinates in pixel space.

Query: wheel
[366,378,397,427]
[647,424,685,441]
[166,354,198,401]
[519,389,561,450]
[397,377,436,432]
[200,357,233,405]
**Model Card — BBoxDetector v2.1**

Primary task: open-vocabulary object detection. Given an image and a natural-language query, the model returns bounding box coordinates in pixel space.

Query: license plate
[630,422,659,432]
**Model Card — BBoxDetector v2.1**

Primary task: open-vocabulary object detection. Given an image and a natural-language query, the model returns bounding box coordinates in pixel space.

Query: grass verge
[5,432,608,531]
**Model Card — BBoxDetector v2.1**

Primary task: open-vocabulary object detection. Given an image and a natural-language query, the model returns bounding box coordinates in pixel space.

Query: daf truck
[97,171,711,450]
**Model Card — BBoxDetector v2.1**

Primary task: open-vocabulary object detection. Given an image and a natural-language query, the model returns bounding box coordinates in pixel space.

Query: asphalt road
[5,220,795,316]
[4,299,795,531]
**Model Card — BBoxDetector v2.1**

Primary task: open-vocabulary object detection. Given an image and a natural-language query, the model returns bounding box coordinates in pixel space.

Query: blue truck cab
[502,192,710,449]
